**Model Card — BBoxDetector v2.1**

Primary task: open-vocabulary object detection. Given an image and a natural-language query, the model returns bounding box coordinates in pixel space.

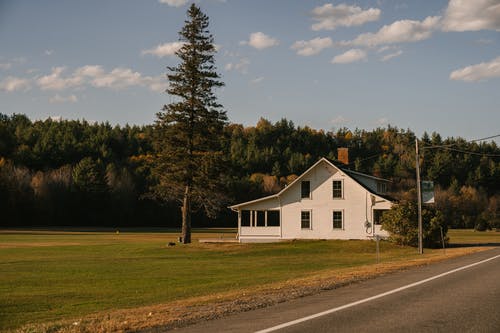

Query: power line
[422,133,500,149]
[340,133,500,169]
[343,153,382,167]
[439,146,500,158]
[470,134,500,142]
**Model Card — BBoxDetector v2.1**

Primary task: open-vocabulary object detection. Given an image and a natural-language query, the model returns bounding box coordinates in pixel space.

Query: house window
[332,180,343,199]
[267,210,280,227]
[240,210,281,227]
[301,210,311,229]
[256,211,266,227]
[332,210,343,229]
[241,210,250,226]
[373,209,388,225]
[377,182,387,194]
[301,181,311,199]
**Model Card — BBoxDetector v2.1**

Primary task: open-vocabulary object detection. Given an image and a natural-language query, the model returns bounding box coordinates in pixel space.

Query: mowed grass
[448,228,500,244]
[0,229,460,330]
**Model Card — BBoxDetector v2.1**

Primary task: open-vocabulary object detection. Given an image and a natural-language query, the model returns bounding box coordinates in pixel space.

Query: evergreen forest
[1,113,499,229]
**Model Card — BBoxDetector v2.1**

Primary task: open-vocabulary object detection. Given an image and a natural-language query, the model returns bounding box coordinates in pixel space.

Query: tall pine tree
[153,4,227,244]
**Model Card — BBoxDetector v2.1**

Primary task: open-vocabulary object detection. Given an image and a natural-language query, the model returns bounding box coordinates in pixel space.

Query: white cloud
[476,38,494,45]
[291,37,333,56]
[0,63,12,70]
[144,76,167,93]
[74,65,104,77]
[331,49,367,64]
[377,46,395,53]
[0,57,27,70]
[375,117,389,126]
[87,67,166,92]
[13,57,26,64]
[49,94,78,104]
[450,56,500,82]
[0,76,31,92]
[341,16,441,47]
[223,50,239,57]
[158,0,189,7]
[142,42,185,58]
[225,58,250,73]
[91,68,144,89]
[442,0,500,32]
[241,32,279,50]
[331,115,349,125]
[44,49,54,56]
[250,76,265,84]
[4,65,166,93]
[381,50,403,61]
[311,3,381,31]
[37,67,83,90]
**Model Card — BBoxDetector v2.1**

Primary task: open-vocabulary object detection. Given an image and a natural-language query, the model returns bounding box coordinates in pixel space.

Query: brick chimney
[337,148,349,165]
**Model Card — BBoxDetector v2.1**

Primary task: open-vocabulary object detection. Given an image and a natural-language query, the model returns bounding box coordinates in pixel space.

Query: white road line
[255,253,500,333]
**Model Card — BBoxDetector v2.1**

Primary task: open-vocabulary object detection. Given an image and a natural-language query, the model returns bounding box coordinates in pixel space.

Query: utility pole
[415,138,423,254]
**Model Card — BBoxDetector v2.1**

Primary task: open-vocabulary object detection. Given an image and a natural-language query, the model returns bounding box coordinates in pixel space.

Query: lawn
[0,228,493,331]
[447,228,500,244]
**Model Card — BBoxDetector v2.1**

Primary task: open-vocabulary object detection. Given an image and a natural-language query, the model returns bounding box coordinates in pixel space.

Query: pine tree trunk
[181,184,192,244]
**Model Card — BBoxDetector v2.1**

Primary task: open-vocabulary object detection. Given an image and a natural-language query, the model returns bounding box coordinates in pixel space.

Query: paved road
[173,248,500,333]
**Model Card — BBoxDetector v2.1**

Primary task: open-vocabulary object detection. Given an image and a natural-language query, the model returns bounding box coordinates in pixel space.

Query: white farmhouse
[230,156,394,243]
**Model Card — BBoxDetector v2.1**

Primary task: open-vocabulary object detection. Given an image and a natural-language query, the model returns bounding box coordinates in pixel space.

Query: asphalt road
[172,248,500,333]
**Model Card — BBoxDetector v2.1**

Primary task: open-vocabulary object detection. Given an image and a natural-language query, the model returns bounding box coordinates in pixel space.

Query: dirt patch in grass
[13,246,491,333]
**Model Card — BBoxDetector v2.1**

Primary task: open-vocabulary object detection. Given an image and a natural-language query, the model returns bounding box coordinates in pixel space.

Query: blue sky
[0,0,499,141]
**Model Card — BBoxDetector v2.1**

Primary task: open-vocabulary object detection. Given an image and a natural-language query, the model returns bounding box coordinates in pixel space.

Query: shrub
[381,200,448,248]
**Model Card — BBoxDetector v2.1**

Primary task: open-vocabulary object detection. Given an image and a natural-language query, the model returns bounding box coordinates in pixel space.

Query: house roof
[340,168,392,183]
[229,157,394,210]
[339,169,396,202]
[334,163,396,202]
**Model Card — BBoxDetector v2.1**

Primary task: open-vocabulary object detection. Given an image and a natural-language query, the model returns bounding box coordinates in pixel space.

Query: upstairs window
[301,210,311,229]
[301,181,311,199]
[332,180,343,199]
[377,182,387,194]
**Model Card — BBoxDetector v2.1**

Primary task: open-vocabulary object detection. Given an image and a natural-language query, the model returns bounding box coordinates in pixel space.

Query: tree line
[0,112,499,229]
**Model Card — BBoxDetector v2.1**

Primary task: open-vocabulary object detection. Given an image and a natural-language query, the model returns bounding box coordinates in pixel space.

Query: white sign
[422,181,435,204]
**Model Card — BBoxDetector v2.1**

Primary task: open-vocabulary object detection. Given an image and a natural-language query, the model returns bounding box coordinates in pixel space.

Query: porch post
[237,210,241,242]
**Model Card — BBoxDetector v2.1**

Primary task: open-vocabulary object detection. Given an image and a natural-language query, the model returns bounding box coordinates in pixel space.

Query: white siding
[237,197,280,211]
[240,224,281,242]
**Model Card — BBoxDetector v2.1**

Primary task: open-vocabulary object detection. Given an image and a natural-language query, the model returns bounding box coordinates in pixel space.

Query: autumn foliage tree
[1,110,499,229]
[152,4,227,243]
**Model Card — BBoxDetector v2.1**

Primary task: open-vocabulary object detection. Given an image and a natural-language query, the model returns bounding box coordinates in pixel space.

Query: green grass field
[447,228,500,244]
[0,228,497,331]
